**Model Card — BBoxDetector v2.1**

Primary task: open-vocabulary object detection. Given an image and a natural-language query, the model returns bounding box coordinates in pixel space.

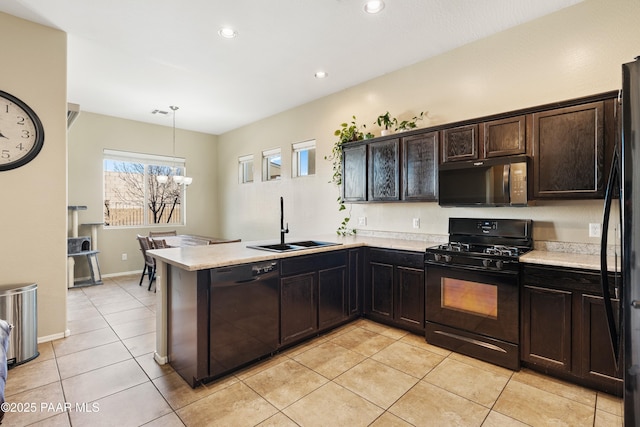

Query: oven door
[425,263,519,344]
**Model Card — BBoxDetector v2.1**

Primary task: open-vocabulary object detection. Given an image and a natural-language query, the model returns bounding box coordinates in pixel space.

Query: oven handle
[424,261,520,277]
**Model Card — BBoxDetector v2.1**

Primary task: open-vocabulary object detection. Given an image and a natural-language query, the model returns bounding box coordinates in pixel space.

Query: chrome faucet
[280,196,289,245]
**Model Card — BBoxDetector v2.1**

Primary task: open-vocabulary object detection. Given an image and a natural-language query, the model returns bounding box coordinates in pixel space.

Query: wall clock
[0,90,45,171]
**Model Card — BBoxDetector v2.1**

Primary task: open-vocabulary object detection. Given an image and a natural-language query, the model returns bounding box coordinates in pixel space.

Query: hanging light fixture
[157,106,193,186]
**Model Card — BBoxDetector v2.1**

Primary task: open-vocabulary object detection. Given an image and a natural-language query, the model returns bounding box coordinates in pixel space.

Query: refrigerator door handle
[601,148,621,366]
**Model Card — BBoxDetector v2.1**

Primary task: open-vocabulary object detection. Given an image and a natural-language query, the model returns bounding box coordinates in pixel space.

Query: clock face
[0,90,45,171]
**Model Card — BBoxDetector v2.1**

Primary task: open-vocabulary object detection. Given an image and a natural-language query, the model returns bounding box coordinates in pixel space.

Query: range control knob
[443,255,452,263]
[495,260,504,270]
[434,254,442,262]
[482,259,491,268]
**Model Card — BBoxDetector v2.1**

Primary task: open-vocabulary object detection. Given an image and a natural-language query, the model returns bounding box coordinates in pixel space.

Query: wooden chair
[136,235,156,291]
[149,230,177,238]
[151,239,168,249]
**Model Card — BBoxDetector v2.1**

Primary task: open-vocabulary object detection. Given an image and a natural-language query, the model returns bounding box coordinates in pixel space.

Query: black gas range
[424,218,533,370]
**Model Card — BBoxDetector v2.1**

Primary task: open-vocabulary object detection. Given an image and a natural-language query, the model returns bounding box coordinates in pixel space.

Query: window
[238,154,254,183]
[292,139,316,177]
[262,148,281,181]
[103,149,186,227]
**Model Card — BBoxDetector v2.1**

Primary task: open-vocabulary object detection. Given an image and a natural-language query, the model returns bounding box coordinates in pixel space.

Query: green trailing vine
[325,116,371,236]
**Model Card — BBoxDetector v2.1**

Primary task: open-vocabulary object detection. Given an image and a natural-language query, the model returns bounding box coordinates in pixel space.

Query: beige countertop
[148,232,621,273]
[520,249,621,272]
[147,234,438,271]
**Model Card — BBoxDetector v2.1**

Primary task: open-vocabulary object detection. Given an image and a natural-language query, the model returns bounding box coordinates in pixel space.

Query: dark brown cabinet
[521,264,622,396]
[347,248,363,317]
[342,144,367,202]
[402,131,438,201]
[442,124,478,163]
[280,251,348,346]
[365,248,424,333]
[532,99,614,199]
[368,138,400,201]
[484,115,526,158]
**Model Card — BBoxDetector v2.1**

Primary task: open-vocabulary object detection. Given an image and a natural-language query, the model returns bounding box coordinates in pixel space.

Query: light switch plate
[412,218,420,229]
[358,217,367,226]
[589,223,601,238]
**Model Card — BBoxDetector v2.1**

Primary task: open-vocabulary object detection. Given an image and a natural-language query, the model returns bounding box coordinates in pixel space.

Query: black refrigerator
[602,56,640,426]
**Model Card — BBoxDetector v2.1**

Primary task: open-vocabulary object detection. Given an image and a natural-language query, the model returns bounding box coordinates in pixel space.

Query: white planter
[380,129,393,136]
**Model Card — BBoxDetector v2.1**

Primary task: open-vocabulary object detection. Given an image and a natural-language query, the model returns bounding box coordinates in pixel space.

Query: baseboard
[102,270,142,278]
[37,329,70,343]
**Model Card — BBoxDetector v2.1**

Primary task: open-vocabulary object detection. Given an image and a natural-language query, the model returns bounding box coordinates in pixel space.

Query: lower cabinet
[365,248,424,333]
[280,250,349,346]
[521,264,622,396]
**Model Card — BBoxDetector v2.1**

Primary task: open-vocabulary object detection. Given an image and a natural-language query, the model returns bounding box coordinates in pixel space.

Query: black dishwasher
[209,260,280,378]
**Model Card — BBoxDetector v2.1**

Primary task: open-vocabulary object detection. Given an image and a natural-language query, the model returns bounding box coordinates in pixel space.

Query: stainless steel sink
[247,240,341,252]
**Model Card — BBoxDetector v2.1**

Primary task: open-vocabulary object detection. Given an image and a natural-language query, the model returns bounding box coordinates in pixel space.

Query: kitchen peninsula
[148,233,619,390]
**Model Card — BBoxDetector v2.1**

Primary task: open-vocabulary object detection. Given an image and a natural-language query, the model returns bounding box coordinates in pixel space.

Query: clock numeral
[16,115,25,126]
[15,142,25,151]
[1,150,9,160]
[20,129,30,139]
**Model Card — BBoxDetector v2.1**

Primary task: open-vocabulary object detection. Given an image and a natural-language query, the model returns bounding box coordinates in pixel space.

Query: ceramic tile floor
[3,274,624,426]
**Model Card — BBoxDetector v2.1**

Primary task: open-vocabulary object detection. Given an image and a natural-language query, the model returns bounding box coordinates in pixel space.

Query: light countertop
[147,234,439,271]
[520,250,621,272]
[148,233,620,273]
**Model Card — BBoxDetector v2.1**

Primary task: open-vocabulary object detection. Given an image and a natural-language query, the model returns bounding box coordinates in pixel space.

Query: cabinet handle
[632,300,640,309]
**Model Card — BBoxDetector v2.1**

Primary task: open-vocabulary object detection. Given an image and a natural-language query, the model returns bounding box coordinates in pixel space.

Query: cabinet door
[532,101,605,198]
[521,285,573,373]
[442,124,478,163]
[368,139,400,201]
[484,115,526,158]
[343,144,367,202]
[580,294,623,393]
[402,132,438,201]
[369,261,394,319]
[280,273,317,345]
[318,266,347,330]
[394,266,424,331]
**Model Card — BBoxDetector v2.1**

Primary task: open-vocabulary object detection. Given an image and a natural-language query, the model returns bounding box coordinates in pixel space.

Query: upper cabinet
[484,115,526,158]
[342,144,367,202]
[441,124,478,163]
[532,99,615,199]
[368,138,400,201]
[402,131,438,201]
[340,91,618,204]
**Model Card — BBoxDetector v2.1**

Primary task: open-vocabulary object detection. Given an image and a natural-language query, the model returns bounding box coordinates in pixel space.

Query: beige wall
[217,0,635,245]
[0,13,67,339]
[68,112,219,275]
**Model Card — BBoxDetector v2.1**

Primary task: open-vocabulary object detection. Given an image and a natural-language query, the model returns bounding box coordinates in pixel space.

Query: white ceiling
[1,0,582,135]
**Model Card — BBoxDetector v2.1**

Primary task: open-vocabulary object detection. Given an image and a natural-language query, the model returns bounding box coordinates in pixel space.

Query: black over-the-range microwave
[438,155,528,207]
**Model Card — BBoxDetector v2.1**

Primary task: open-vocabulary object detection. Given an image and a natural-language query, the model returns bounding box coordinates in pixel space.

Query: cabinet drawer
[368,248,424,268]
[523,264,619,297]
[281,250,347,277]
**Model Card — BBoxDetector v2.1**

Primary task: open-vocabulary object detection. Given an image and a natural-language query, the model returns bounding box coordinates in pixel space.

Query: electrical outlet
[589,223,601,238]
[412,218,420,229]
[121,253,128,261]
[358,216,367,226]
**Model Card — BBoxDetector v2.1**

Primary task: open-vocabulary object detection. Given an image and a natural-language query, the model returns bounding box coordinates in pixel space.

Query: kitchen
[1,0,639,425]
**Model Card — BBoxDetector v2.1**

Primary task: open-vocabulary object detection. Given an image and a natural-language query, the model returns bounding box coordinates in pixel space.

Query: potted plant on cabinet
[325,116,370,236]
[396,111,427,132]
[375,111,397,136]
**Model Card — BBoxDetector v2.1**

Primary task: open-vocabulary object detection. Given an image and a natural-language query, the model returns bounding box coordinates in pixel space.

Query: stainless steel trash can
[0,283,38,366]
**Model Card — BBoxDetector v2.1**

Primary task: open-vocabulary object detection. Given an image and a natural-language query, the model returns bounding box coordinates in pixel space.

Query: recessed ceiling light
[364,0,385,14]
[314,71,328,79]
[218,27,237,39]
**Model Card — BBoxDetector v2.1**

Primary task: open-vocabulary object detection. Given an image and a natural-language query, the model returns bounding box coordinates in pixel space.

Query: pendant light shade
[157,105,193,186]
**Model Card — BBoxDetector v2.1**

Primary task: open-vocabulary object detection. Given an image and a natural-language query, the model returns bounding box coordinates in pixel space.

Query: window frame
[262,148,282,182]
[238,154,254,184]
[292,139,316,178]
[103,149,187,228]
